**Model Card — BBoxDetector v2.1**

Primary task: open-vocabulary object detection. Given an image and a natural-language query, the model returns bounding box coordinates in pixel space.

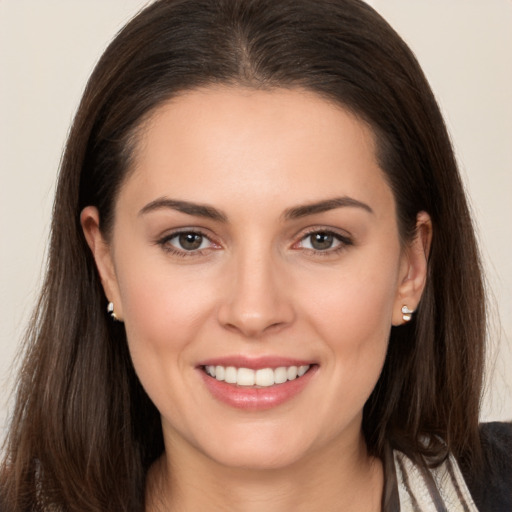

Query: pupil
[179,233,202,250]
[311,233,333,250]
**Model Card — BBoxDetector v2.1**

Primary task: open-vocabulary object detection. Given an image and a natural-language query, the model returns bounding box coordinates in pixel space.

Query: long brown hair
[1,0,485,510]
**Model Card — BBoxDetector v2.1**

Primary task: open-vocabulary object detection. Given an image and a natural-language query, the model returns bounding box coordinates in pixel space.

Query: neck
[146,430,383,512]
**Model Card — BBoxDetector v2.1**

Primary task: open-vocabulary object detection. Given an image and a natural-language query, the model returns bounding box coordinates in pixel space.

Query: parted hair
[1,0,485,510]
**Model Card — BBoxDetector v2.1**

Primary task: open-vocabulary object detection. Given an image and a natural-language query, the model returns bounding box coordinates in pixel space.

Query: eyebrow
[139,195,373,222]
[283,196,374,220]
[139,197,228,222]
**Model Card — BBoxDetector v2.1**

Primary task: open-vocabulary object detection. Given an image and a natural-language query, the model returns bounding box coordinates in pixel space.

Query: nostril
[220,315,290,339]
[216,263,296,336]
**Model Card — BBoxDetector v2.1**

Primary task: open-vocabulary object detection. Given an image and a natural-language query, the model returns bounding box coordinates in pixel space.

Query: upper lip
[196,356,316,370]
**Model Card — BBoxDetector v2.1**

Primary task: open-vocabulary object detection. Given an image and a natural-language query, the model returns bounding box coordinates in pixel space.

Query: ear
[80,206,123,320]
[392,211,432,326]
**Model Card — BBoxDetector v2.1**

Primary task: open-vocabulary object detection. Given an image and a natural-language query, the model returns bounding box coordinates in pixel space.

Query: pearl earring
[107,301,120,321]
[401,305,414,322]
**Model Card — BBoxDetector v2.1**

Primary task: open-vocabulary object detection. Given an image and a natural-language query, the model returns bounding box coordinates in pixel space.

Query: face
[83,87,429,471]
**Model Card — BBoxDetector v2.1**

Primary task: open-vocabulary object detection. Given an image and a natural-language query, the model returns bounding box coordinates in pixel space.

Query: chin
[196,427,314,472]
[209,445,307,472]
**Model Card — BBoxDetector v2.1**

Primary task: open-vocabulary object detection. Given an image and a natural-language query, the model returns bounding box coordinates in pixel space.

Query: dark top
[382,421,512,511]
[461,421,512,512]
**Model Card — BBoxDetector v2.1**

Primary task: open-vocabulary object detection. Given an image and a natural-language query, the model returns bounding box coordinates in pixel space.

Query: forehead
[122,86,393,217]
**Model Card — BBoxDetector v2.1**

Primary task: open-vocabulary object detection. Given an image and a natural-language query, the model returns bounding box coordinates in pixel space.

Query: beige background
[1,1,511,438]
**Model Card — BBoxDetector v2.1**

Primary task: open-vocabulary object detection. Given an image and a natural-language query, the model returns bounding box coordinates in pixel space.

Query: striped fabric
[392,449,479,512]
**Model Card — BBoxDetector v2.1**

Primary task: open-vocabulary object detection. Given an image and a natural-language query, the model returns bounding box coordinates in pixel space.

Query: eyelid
[292,226,353,253]
[156,227,221,256]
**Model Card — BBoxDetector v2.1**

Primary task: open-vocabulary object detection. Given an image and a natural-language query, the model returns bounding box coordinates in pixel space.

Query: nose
[217,247,295,338]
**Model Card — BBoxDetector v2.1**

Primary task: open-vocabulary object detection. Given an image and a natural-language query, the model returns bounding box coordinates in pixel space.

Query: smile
[204,365,311,387]
[199,361,318,410]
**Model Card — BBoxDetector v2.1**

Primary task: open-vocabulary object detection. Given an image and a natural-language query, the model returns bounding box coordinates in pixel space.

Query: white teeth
[215,365,224,380]
[298,365,309,377]
[255,368,274,386]
[237,367,255,386]
[274,366,288,384]
[287,366,298,380]
[225,366,237,384]
[206,364,311,387]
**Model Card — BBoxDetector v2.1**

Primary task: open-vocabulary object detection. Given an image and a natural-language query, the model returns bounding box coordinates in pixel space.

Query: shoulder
[461,421,512,512]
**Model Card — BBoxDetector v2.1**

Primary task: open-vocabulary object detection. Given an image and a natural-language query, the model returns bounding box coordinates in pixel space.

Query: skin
[82,87,431,511]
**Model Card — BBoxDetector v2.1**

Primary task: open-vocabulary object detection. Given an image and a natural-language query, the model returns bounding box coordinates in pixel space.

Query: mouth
[202,364,312,388]
[198,360,318,410]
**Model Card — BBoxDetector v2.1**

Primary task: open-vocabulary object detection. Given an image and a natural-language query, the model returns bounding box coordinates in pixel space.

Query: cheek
[313,278,392,379]
[113,252,219,385]
[116,249,215,341]
[303,251,399,341]
[114,264,219,420]
[298,248,400,394]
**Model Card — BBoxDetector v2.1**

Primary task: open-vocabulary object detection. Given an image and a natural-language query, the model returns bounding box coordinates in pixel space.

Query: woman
[1,0,510,510]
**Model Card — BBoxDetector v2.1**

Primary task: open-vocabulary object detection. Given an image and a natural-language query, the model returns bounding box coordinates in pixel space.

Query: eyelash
[294,228,353,256]
[156,228,353,258]
[156,230,217,257]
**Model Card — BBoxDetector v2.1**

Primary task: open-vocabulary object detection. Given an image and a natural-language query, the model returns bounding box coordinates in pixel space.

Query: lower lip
[199,366,318,411]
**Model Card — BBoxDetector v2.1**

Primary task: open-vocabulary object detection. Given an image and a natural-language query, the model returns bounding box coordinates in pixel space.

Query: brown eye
[177,233,204,250]
[309,232,335,250]
[295,230,352,254]
[157,230,219,256]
